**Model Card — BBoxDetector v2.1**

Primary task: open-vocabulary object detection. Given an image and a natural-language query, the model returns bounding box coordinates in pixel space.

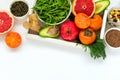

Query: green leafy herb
[87,37,106,59]
[77,36,106,59]
[33,0,70,24]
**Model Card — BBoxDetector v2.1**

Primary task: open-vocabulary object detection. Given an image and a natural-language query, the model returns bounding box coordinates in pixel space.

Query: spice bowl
[10,0,29,21]
[104,27,120,49]
[33,0,72,25]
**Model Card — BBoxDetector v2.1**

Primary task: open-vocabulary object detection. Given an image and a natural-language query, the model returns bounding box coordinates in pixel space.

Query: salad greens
[33,0,70,25]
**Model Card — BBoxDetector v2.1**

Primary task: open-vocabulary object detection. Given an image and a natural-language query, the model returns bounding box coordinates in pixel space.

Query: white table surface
[0,0,120,80]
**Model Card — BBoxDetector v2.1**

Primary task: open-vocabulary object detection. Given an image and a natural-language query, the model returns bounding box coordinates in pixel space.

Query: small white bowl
[104,27,120,49]
[10,0,29,21]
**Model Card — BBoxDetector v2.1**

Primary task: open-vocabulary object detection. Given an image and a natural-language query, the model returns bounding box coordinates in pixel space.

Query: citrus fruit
[72,0,95,17]
[75,13,91,29]
[90,15,102,31]
[5,32,22,48]
[0,10,14,35]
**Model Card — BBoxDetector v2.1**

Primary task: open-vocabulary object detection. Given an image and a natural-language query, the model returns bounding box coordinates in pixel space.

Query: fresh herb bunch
[33,0,70,24]
[88,37,106,59]
[78,36,106,59]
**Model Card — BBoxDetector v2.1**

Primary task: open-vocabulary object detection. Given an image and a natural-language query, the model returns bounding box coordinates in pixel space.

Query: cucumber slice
[95,0,110,14]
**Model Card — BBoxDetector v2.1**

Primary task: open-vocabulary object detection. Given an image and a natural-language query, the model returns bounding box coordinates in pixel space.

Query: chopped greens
[33,0,71,25]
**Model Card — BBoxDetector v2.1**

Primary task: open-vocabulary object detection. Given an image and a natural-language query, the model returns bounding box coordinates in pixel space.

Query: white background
[0,0,120,80]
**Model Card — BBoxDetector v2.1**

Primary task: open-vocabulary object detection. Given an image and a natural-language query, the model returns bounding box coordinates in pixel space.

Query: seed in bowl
[10,1,29,17]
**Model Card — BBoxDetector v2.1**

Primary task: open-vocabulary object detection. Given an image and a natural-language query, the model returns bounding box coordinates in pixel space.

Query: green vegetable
[95,0,110,14]
[79,36,106,59]
[88,38,106,59]
[88,37,106,59]
[39,26,60,38]
[33,0,70,25]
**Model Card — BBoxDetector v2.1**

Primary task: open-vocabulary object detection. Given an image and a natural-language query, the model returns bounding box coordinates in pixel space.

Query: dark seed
[10,1,28,17]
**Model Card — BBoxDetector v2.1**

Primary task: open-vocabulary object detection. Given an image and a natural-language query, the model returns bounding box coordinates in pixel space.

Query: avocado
[39,26,60,38]
[95,0,110,14]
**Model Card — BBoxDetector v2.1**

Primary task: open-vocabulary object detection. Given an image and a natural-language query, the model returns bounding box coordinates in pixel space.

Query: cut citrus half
[72,0,95,17]
[0,10,14,35]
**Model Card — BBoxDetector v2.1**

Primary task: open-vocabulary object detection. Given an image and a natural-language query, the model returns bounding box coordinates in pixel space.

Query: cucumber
[95,0,110,14]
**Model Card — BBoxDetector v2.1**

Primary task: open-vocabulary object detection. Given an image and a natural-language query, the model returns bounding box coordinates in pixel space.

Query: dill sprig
[77,36,106,59]
[87,37,106,59]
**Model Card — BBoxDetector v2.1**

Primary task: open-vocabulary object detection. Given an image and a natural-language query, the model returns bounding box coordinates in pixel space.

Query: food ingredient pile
[23,0,110,59]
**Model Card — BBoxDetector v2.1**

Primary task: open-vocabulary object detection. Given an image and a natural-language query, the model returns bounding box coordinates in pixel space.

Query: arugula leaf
[33,0,70,24]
